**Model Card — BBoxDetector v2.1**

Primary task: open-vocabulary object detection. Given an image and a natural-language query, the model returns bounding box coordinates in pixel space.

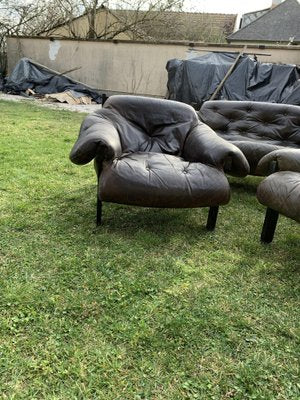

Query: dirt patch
[0,92,101,113]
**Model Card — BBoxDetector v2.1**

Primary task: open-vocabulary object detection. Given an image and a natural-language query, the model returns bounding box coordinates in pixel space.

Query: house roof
[227,0,300,43]
[39,7,236,42]
[113,10,237,42]
[240,7,270,29]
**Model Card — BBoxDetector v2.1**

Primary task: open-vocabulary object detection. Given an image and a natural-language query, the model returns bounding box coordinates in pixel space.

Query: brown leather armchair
[70,95,249,228]
[256,149,300,243]
[198,101,300,175]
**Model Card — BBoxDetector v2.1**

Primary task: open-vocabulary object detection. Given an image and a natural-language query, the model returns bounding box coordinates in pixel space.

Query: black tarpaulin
[166,52,300,108]
[4,57,102,103]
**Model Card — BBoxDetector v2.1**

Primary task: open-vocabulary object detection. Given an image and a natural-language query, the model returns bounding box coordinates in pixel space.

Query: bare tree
[46,0,185,40]
[0,0,231,75]
[0,0,78,73]
[44,0,230,43]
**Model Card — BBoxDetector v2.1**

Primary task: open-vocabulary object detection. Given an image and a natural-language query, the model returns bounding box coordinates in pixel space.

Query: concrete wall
[7,36,300,97]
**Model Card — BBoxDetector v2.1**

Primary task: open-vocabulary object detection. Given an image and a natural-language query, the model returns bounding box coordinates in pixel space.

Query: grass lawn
[0,99,299,399]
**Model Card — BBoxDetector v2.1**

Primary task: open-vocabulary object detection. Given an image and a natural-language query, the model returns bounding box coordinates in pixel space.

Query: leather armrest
[256,149,300,175]
[183,122,250,177]
[69,111,122,165]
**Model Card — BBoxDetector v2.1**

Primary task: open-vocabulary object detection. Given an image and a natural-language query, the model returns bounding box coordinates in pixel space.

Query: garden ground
[0,100,299,399]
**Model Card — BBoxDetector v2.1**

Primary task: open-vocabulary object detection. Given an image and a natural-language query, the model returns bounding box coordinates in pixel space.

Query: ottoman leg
[96,195,102,226]
[96,176,102,226]
[206,206,219,231]
[261,207,279,243]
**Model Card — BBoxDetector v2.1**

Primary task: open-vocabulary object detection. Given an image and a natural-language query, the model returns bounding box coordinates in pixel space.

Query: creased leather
[257,171,300,223]
[256,149,300,175]
[183,123,249,177]
[70,115,122,165]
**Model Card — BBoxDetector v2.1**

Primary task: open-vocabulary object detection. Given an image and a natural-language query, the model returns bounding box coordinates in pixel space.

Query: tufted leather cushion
[257,171,300,223]
[199,101,300,174]
[100,152,230,208]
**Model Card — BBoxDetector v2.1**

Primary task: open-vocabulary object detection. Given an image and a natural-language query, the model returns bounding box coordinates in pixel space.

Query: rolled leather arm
[183,123,250,177]
[256,148,300,175]
[69,111,122,165]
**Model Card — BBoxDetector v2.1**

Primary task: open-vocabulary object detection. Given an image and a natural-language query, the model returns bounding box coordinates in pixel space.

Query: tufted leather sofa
[70,95,249,228]
[198,101,300,175]
[256,149,300,243]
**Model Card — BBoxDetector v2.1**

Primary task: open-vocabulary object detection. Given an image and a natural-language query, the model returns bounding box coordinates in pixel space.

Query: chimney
[271,0,283,8]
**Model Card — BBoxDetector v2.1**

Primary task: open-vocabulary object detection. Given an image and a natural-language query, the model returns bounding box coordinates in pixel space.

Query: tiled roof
[227,0,300,43]
[39,7,237,43]
[240,8,269,28]
[112,10,237,42]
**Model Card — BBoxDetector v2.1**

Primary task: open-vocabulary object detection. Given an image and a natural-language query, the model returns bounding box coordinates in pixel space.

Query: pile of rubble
[2,57,103,106]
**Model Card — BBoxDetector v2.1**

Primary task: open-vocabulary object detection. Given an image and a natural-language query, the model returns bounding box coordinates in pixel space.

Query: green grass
[0,99,299,400]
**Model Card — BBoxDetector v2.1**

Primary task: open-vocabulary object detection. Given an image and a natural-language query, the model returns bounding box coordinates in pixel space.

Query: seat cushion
[99,152,230,208]
[257,171,300,222]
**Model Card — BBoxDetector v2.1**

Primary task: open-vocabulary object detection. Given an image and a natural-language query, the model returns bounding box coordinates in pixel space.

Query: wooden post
[209,45,247,101]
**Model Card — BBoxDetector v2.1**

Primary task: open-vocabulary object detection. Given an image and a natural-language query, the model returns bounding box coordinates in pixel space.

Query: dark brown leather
[100,152,230,208]
[257,172,300,223]
[70,114,122,165]
[257,149,300,223]
[256,148,300,175]
[70,95,250,208]
[198,100,300,175]
[183,123,249,177]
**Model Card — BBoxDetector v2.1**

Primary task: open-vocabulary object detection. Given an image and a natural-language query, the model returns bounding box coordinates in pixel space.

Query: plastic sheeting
[4,58,102,103]
[166,52,300,108]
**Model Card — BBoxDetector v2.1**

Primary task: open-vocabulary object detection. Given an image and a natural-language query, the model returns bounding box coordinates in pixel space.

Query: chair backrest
[199,101,300,146]
[102,95,199,155]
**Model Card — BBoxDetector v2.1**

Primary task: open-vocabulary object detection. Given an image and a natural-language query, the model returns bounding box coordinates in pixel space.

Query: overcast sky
[184,0,273,14]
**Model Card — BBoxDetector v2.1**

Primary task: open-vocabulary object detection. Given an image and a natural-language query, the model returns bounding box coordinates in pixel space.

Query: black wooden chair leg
[206,206,219,231]
[96,174,102,226]
[261,207,279,243]
[96,195,102,226]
